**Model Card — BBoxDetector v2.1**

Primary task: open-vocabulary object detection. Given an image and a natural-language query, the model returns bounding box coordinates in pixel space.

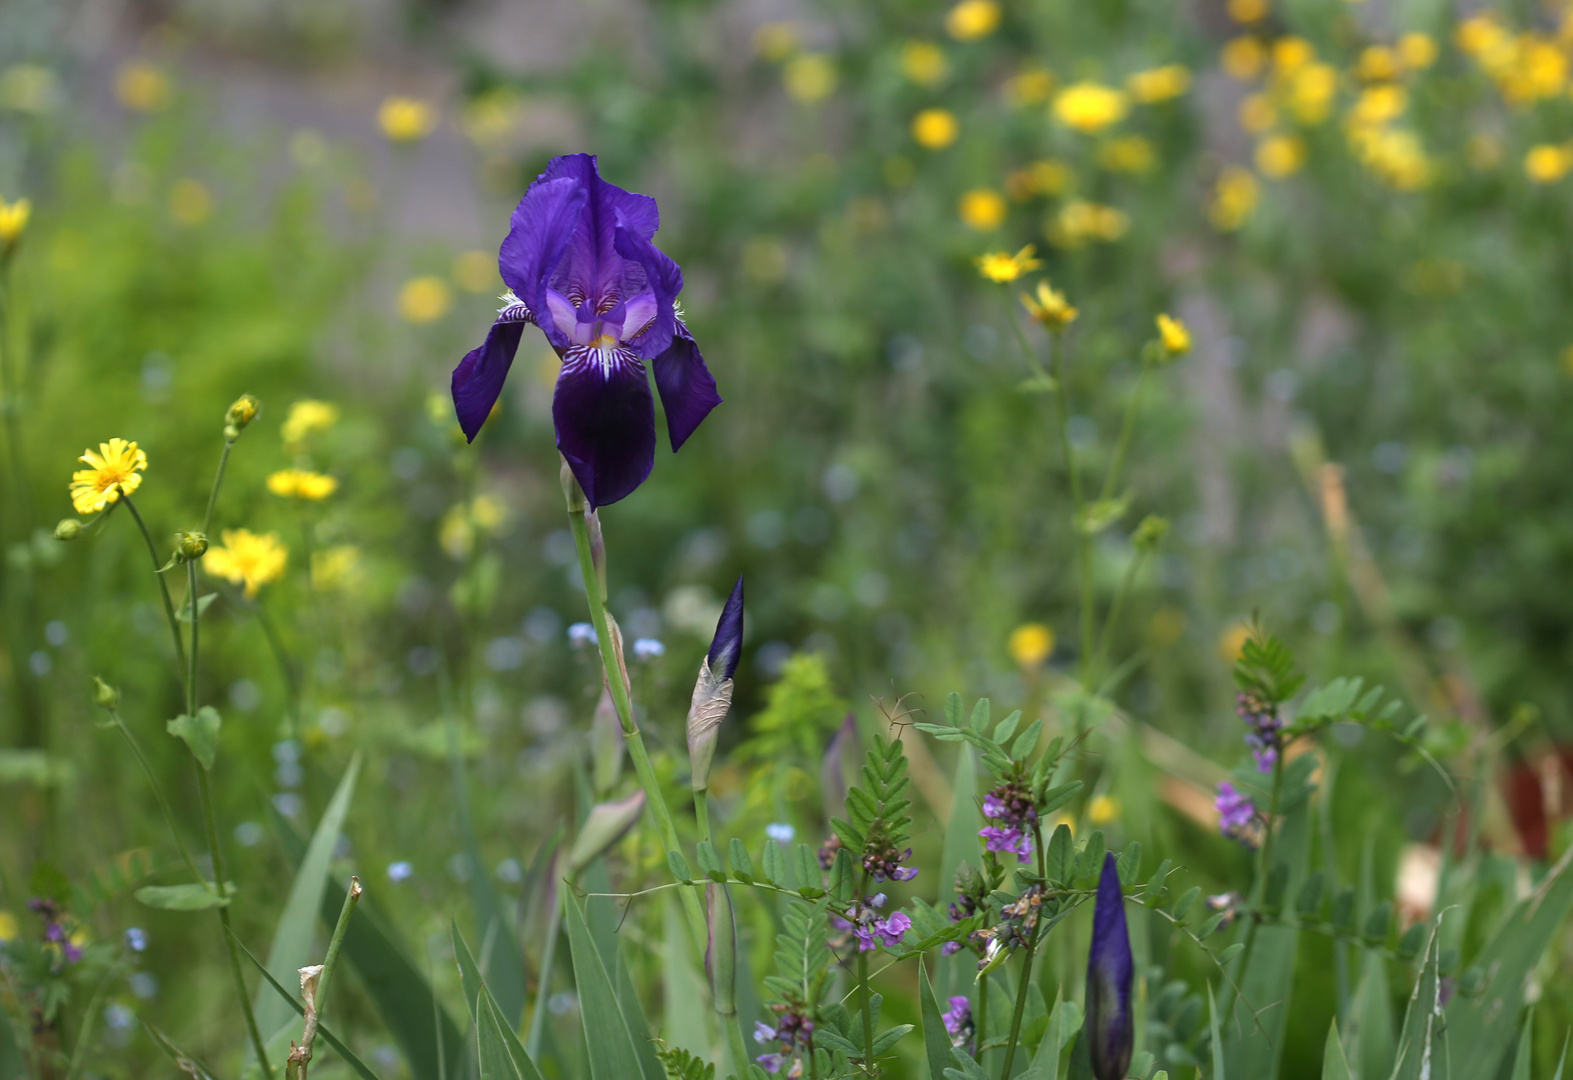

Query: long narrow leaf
[1208,982,1226,1080]
[454,924,546,1080]
[234,932,382,1080]
[1389,924,1444,1080]
[1511,1010,1533,1080]
[253,753,361,1044]
[1322,1020,1352,1080]
[140,1022,217,1080]
[920,963,955,1080]
[564,896,645,1080]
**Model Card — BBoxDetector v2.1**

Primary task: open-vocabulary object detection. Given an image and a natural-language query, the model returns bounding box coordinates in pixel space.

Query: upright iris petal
[687,575,744,792]
[707,575,746,682]
[1085,852,1134,1080]
[451,153,721,508]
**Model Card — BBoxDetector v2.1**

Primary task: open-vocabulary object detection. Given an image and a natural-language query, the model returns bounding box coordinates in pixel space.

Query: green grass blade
[565,896,645,1080]
[661,893,711,1060]
[1511,1009,1533,1080]
[1343,948,1395,1080]
[253,752,361,1043]
[1322,1020,1352,1080]
[454,919,486,1019]
[272,808,464,1080]
[920,962,956,1080]
[1389,924,1442,1080]
[456,922,546,1080]
[1209,982,1226,1080]
[140,1022,217,1080]
[1553,1030,1569,1080]
[234,931,383,1080]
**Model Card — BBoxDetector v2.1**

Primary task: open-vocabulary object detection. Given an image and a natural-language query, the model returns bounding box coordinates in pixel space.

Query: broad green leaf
[166,706,221,769]
[134,882,229,910]
[565,897,645,1080]
[1322,1020,1352,1080]
[921,963,956,1080]
[253,754,361,1050]
[234,934,382,1080]
[938,742,979,997]
[1344,949,1395,1080]
[1511,1009,1532,1080]
[1446,852,1573,1080]
[272,805,464,1080]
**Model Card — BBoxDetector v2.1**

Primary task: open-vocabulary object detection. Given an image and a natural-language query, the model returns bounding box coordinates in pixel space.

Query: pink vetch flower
[875,912,912,948]
[980,824,1034,863]
[1215,781,1257,847]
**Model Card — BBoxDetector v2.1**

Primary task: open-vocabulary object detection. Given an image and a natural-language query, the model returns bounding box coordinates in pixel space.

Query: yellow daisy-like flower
[976,245,1041,283]
[1525,144,1572,184]
[911,108,959,149]
[69,439,147,515]
[958,189,1008,231]
[900,41,949,87]
[378,96,437,142]
[945,0,1001,42]
[0,195,31,246]
[281,400,340,446]
[1156,313,1191,357]
[267,468,338,501]
[1008,622,1055,667]
[1126,65,1191,105]
[1021,281,1078,328]
[1052,82,1129,134]
[204,529,288,598]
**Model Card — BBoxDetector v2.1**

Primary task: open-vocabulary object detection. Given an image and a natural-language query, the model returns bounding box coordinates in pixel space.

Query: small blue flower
[632,637,666,661]
[766,822,795,844]
[567,622,598,648]
[387,861,414,884]
[124,927,148,952]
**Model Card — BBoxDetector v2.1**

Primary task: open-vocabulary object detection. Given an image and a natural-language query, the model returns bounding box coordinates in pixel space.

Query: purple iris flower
[1085,853,1133,1080]
[451,153,721,508]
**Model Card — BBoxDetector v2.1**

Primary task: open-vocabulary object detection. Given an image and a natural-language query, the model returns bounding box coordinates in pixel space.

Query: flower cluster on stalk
[1237,690,1284,772]
[753,1006,814,1076]
[27,899,82,968]
[829,894,911,953]
[979,781,1037,863]
[1215,781,1258,847]
[941,996,974,1053]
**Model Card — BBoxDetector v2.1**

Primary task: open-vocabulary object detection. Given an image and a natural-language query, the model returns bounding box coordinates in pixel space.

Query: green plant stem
[1220,751,1285,1023]
[107,708,207,888]
[723,989,752,1080]
[122,494,187,675]
[976,969,989,1070]
[1046,340,1096,687]
[858,949,875,1077]
[202,439,233,535]
[1098,361,1153,505]
[1091,548,1151,689]
[997,931,1040,1080]
[565,498,709,956]
[310,878,363,1035]
[64,955,129,1080]
[693,788,712,848]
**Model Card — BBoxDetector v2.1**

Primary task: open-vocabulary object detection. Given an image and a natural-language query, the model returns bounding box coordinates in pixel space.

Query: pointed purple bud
[1085,852,1134,1080]
[707,575,745,683]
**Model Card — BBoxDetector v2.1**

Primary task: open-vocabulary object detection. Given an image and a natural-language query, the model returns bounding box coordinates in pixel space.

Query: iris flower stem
[121,493,187,674]
[693,788,713,849]
[565,504,709,955]
[1046,340,1096,688]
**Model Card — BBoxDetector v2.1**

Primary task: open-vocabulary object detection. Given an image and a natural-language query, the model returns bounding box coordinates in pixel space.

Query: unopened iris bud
[1085,852,1134,1080]
[1133,515,1169,550]
[566,790,646,874]
[224,394,260,440]
[176,530,209,561]
[92,676,120,709]
[54,518,83,541]
[687,575,744,792]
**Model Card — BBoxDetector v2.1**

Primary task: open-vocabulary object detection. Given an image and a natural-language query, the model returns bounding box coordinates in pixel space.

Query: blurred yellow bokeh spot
[784,54,837,102]
[379,96,438,142]
[1008,622,1055,668]
[945,0,1001,42]
[911,108,959,149]
[169,179,212,225]
[1052,82,1129,134]
[901,41,948,87]
[400,276,453,324]
[1256,134,1306,178]
[958,188,1006,231]
[1088,794,1119,824]
[117,63,171,112]
[453,250,497,293]
[1219,622,1252,663]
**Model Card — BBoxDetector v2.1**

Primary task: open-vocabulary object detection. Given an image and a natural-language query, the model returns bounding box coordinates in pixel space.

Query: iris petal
[452,311,530,442]
[542,154,659,316]
[612,217,682,358]
[652,321,722,451]
[1085,852,1134,1080]
[553,344,656,509]
[499,176,586,352]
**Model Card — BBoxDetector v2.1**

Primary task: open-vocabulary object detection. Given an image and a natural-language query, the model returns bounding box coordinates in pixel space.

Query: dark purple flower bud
[707,575,745,683]
[687,576,743,793]
[1085,853,1133,1080]
[451,153,721,508]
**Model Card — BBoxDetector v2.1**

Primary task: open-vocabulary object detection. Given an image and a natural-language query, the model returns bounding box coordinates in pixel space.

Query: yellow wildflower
[1222,37,1267,81]
[1156,314,1191,357]
[399,275,452,324]
[753,23,799,61]
[378,97,437,142]
[1238,93,1277,133]
[1351,127,1431,190]
[784,54,837,102]
[1271,36,1315,74]
[1052,82,1129,134]
[911,108,959,149]
[901,41,948,86]
[975,245,1041,282]
[69,439,147,515]
[1006,67,1055,106]
[1397,33,1437,70]
[1351,84,1407,126]
[1210,167,1259,231]
[1088,794,1119,824]
[281,400,340,446]
[1525,144,1572,184]
[945,0,1001,42]
[311,545,363,592]
[116,63,170,112]
[1098,135,1156,175]
[440,495,509,559]
[1256,133,1306,178]
[1456,14,1507,59]
[267,468,338,501]
[1227,0,1268,23]
[1021,281,1078,328]
[168,179,212,225]
[1008,623,1055,667]
[1126,65,1191,104]
[204,529,288,598]
[0,195,30,246]
[1356,46,1399,83]
[1052,200,1128,246]
[959,189,1008,231]
[1285,64,1337,124]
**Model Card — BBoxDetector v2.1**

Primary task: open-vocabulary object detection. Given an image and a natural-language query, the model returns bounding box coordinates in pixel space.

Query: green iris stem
[693,788,713,849]
[121,493,187,674]
[722,983,752,1080]
[565,500,709,952]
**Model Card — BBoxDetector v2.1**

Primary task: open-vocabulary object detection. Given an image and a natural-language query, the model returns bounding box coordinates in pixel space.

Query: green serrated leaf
[166,706,222,770]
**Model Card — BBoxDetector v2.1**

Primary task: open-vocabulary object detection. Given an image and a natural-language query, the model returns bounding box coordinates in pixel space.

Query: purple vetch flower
[980,825,1033,863]
[1237,691,1284,774]
[756,1053,784,1073]
[875,911,912,948]
[982,792,1007,819]
[1215,781,1257,846]
[451,153,722,508]
[754,1022,777,1044]
[942,995,974,1049]
[1085,853,1133,1080]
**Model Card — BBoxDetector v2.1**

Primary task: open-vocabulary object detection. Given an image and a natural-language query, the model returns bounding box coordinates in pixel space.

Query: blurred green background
[2,0,1572,1076]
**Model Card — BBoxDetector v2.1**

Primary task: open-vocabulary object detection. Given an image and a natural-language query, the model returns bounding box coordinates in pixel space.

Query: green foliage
[762,897,831,1011]
[1232,626,1305,706]
[737,653,848,765]
[830,733,912,863]
[656,1044,714,1080]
